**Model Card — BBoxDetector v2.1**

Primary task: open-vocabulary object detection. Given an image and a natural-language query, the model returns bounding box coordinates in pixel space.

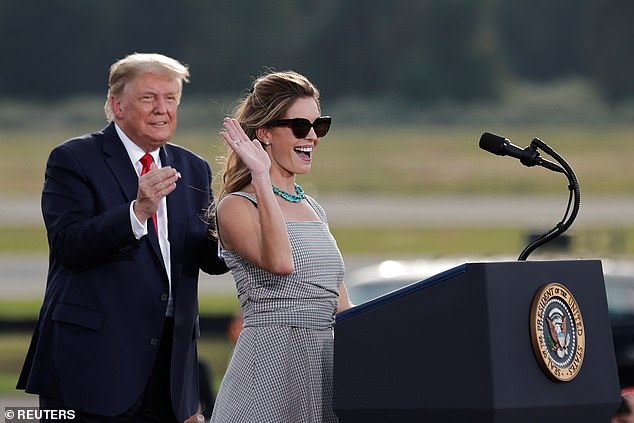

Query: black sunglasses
[266,116,332,139]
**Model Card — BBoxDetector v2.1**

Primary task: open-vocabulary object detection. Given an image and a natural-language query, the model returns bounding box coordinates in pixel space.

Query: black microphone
[479,132,564,173]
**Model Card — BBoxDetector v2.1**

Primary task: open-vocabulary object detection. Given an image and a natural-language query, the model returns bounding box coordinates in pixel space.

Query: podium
[334,260,621,422]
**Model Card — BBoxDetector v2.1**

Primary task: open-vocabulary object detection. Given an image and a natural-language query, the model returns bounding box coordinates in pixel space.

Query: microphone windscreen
[479,132,508,155]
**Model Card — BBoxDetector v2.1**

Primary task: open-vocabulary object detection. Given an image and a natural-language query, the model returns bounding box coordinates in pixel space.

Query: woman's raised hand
[220,117,271,177]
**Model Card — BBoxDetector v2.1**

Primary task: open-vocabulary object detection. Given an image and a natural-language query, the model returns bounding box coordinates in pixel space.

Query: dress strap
[304,195,329,225]
[229,191,257,205]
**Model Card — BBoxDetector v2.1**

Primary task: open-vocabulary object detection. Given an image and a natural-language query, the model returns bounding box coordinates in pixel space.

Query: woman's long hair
[207,70,320,234]
[220,70,320,198]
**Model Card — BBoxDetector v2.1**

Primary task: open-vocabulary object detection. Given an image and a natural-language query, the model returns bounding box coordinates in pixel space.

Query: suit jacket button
[160,294,168,301]
[150,338,159,346]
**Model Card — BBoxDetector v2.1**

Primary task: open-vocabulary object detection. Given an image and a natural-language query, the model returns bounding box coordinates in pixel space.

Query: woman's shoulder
[217,191,257,213]
[304,194,329,223]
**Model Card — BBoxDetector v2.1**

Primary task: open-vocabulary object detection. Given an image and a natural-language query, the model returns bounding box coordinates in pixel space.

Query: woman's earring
[261,140,271,146]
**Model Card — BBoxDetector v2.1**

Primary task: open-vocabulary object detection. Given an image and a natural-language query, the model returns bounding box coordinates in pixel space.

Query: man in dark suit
[17,53,228,422]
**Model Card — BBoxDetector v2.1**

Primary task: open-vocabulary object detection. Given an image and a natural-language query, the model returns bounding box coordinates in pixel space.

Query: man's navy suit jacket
[17,123,228,420]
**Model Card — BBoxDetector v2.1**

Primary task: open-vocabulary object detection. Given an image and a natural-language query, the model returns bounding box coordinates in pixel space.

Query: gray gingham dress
[210,192,345,423]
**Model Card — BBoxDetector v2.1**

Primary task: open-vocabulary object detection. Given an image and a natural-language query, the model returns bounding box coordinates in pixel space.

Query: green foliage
[583,0,634,102]
[0,1,633,103]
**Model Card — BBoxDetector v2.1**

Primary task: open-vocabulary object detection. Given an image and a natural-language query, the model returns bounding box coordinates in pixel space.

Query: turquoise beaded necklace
[272,183,305,203]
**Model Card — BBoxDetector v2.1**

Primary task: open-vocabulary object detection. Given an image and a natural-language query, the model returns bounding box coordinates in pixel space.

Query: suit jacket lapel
[161,145,187,289]
[160,144,184,246]
[102,123,166,273]
[102,123,138,203]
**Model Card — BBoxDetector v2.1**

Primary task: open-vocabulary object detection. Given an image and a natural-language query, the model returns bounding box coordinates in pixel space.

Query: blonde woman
[211,70,352,422]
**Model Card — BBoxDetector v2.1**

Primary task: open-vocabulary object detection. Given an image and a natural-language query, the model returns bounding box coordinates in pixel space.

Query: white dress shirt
[115,123,174,316]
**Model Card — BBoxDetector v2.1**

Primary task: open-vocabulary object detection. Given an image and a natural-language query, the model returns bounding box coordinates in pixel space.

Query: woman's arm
[217,118,294,275]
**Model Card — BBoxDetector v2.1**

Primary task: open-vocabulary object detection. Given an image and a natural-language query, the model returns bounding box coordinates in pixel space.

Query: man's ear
[110,96,124,119]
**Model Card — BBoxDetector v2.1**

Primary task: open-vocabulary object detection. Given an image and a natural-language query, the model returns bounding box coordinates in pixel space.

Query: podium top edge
[336,259,604,322]
[337,263,468,321]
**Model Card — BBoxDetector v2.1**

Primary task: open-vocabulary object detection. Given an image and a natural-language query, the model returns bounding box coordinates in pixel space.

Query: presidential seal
[530,283,585,381]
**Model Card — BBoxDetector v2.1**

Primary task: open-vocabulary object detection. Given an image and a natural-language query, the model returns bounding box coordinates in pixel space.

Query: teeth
[294,147,312,152]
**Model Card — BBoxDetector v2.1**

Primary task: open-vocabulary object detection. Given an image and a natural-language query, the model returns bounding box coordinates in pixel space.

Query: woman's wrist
[251,171,271,185]
[251,173,273,195]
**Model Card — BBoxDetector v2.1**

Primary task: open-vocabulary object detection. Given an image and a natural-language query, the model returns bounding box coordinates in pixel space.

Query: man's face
[111,72,181,152]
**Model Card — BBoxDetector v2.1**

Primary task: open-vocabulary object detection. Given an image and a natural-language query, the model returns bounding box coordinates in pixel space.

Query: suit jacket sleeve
[43,140,139,269]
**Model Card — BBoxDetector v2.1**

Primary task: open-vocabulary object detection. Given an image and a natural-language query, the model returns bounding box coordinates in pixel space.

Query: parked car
[345,257,634,388]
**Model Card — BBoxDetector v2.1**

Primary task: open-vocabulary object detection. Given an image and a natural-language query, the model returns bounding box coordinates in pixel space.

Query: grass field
[2,124,634,196]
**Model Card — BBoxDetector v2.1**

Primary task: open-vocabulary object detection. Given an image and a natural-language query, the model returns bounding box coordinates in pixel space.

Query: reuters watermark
[4,407,76,422]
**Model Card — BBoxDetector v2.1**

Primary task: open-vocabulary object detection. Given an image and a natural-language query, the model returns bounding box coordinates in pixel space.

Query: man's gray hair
[104,53,190,121]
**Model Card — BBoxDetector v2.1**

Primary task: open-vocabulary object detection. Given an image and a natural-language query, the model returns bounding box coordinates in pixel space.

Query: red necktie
[139,153,159,234]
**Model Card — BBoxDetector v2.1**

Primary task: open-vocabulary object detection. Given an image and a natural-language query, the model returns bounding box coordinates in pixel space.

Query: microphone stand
[518,138,581,261]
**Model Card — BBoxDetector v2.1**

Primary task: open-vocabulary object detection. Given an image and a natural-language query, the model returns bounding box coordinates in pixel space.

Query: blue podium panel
[334,260,621,423]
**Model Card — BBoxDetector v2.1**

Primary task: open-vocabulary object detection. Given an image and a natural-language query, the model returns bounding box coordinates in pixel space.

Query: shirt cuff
[130,201,148,240]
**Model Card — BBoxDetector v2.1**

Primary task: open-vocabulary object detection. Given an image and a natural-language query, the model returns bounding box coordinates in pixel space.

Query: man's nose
[153,97,168,113]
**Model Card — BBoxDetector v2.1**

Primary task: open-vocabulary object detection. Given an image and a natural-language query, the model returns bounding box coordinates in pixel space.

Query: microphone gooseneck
[479,132,581,261]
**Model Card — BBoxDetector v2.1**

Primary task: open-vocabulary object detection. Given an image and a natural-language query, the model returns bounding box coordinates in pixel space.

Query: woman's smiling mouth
[294,146,313,160]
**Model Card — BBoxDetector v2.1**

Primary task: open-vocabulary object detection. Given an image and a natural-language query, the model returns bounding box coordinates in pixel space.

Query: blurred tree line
[0,0,632,104]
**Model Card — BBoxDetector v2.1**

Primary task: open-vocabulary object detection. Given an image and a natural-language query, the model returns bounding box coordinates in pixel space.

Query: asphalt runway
[2,194,634,299]
[3,194,634,228]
